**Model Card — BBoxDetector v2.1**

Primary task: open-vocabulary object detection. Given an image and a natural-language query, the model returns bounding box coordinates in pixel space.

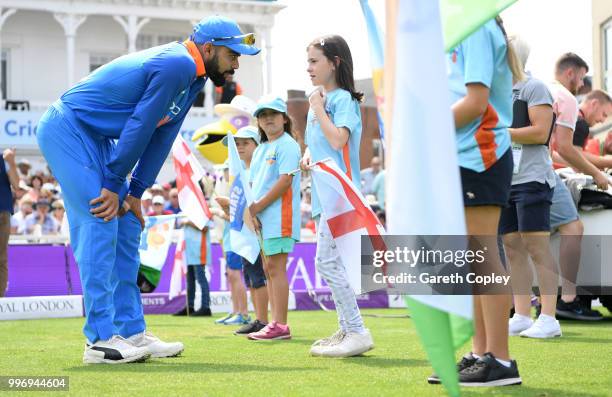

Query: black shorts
[460,149,513,207]
[499,181,554,234]
[242,255,266,289]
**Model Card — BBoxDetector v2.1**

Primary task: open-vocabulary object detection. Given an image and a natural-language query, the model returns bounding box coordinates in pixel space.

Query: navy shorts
[460,149,513,207]
[242,255,266,289]
[226,251,243,270]
[499,181,554,234]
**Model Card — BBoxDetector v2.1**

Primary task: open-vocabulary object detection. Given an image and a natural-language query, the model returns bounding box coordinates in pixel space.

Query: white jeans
[315,217,365,333]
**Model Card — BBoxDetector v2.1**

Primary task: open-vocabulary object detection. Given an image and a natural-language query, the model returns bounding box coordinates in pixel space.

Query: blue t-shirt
[250,132,301,241]
[57,41,207,198]
[0,160,13,214]
[447,19,512,172]
[305,88,362,217]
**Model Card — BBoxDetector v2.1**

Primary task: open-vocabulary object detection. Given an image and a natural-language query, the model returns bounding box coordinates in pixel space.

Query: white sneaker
[310,329,346,356]
[127,331,184,358]
[508,314,533,336]
[315,329,374,358]
[519,315,562,339]
[83,335,150,364]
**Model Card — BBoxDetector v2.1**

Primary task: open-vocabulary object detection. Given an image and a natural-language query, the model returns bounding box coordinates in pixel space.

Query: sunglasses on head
[210,33,255,46]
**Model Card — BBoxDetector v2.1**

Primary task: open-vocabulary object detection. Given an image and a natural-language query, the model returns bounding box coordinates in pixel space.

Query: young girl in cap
[225,126,272,336]
[301,35,374,357]
[214,159,250,326]
[247,96,301,340]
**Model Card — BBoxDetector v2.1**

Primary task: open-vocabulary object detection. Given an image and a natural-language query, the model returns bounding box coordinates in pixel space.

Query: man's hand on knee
[124,194,145,230]
[90,188,119,222]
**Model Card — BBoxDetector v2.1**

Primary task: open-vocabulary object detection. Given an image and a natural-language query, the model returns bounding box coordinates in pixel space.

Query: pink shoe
[247,321,291,340]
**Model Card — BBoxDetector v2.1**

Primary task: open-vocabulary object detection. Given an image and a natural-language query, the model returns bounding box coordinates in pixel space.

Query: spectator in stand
[52,200,65,225]
[148,195,173,216]
[141,190,153,215]
[150,183,165,200]
[161,182,172,201]
[2,148,20,296]
[25,198,59,235]
[14,180,31,202]
[215,74,242,104]
[165,188,181,214]
[17,158,32,181]
[360,156,382,195]
[10,197,34,234]
[24,175,43,202]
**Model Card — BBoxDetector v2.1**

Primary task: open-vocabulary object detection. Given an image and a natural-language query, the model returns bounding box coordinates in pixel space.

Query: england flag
[310,158,386,294]
[171,135,212,230]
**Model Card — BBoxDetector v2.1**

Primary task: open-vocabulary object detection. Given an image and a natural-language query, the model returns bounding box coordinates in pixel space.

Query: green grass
[0,308,611,397]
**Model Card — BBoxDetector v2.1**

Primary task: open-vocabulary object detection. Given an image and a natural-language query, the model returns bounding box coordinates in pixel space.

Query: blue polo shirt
[447,20,512,172]
[57,41,207,198]
[250,132,301,241]
[305,88,362,217]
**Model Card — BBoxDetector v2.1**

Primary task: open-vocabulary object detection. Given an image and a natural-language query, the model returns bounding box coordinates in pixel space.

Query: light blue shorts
[262,237,296,256]
[550,173,579,229]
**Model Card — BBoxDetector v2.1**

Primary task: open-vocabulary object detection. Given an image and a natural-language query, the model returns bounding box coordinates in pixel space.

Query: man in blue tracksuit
[37,16,260,364]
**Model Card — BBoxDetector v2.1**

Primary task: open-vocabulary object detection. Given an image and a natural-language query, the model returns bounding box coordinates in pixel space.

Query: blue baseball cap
[222,126,261,146]
[253,96,287,117]
[191,16,260,55]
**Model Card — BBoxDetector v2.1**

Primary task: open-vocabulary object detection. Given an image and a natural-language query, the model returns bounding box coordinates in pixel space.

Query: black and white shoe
[556,298,603,321]
[83,335,150,364]
[127,331,184,358]
[234,320,267,335]
[459,352,521,387]
[428,353,477,384]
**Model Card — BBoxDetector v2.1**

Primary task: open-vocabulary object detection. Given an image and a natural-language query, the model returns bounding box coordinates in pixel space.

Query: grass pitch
[0,308,610,396]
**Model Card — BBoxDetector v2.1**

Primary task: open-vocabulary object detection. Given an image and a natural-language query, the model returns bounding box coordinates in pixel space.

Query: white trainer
[519,315,562,339]
[127,331,184,358]
[83,335,150,364]
[508,313,533,336]
[315,329,374,358]
[310,329,346,356]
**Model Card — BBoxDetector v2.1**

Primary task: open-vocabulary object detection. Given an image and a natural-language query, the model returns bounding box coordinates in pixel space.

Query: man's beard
[205,53,233,87]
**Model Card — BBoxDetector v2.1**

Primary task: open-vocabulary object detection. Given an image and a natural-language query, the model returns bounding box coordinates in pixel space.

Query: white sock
[495,357,512,368]
[514,313,531,321]
[539,314,556,322]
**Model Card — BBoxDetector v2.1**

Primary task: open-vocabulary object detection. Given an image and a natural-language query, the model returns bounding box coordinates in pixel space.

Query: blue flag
[227,133,261,264]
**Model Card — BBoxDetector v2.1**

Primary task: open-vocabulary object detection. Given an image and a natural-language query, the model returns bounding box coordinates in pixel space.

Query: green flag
[441,0,517,51]
[405,297,472,397]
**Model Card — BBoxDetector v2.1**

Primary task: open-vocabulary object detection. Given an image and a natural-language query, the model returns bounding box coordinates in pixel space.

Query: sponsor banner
[0,295,83,320]
[0,110,44,148]
[294,289,389,311]
[7,243,323,297]
[142,291,296,315]
[5,244,71,297]
[0,110,210,150]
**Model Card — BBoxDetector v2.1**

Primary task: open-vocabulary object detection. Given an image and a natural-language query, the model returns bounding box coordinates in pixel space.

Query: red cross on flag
[172,135,212,230]
[310,158,387,294]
